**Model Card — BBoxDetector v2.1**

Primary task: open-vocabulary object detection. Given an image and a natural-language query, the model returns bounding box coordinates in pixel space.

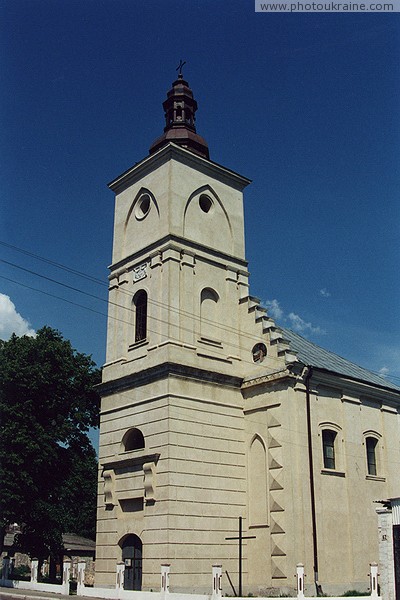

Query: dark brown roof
[149,74,209,159]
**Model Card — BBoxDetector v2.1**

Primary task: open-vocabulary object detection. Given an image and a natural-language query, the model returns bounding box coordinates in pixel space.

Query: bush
[12,564,31,580]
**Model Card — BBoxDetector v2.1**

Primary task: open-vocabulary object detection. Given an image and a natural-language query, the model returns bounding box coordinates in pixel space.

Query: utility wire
[0,257,286,359]
[2,242,399,385]
[0,275,110,321]
[4,267,399,389]
[4,276,397,473]
[0,273,287,371]
[0,245,268,342]
[0,240,270,347]
[0,240,104,285]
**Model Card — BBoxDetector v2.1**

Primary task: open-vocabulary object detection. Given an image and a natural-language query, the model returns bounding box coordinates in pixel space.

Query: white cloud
[0,294,36,340]
[378,366,390,378]
[319,288,331,298]
[287,312,325,335]
[263,298,325,337]
[264,299,283,320]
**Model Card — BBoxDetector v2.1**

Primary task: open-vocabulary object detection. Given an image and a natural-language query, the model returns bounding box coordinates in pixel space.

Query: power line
[4,262,399,390]
[0,259,107,304]
[1,241,399,386]
[0,244,272,344]
[0,275,109,321]
[0,273,287,371]
[0,257,288,365]
[0,237,282,349]
[0,240,104,285]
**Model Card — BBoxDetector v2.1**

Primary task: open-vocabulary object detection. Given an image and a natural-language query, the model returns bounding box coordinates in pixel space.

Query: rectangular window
[322,429,336,470]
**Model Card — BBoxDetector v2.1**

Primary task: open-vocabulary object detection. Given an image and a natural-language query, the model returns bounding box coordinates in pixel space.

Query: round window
[252,343,267,363]
[199,194,213,214]
[134,194,151,220]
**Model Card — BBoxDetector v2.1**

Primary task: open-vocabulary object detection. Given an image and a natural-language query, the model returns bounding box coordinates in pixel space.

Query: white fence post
[62,559,71,594]
[116,562,125,590]
[296,563,305,599]
[370,562,379,599]
[77,560,86,594]
[212,564,222,599]
[1,557,10,581]
[161,563,170,596]
[31,558,39,583]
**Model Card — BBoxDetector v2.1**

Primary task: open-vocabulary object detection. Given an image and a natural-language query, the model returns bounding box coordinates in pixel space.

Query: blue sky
[1,1,399,440]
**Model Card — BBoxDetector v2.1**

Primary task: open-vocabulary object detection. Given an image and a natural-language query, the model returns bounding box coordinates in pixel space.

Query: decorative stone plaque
[133,262,148,282]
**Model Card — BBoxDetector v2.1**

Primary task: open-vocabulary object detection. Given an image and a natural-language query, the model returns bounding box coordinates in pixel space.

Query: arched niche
[248,435,268,527]
[200,287,220,342]
[123,187,160,256]
[183,185,233,254]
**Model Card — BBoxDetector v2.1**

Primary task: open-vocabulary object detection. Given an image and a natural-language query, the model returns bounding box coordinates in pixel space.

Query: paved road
[0,588,104,600]
[0,591,69,600]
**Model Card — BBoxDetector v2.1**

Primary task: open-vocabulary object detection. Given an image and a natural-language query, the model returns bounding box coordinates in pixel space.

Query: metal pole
[305,367,321,596]
[225,570,237,597]
[239,516,242,597]
[225,517,254,597]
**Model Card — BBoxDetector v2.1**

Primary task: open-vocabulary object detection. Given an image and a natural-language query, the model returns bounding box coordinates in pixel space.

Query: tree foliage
[0,326,100,562]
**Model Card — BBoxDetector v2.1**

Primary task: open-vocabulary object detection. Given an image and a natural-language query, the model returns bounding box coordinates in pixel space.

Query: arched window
[366,437,378,476]
[123,428,145,452]
[364,432,382,477]
[320,423,344,473]
[133,290,147,343]
[322,429,337,470]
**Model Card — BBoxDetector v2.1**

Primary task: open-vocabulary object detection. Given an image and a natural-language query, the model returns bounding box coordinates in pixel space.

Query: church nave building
[95,71,400,596]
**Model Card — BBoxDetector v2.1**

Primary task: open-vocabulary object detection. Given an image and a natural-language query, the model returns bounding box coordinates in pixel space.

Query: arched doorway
[121,534,142,590]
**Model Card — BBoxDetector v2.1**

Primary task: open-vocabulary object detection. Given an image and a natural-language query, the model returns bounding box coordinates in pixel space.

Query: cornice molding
[101,452,160,471]
[99,361,243,397]
[309,367,400,407]
[108,143,251,194]
[241,368,295,390]
[108,234,248,274]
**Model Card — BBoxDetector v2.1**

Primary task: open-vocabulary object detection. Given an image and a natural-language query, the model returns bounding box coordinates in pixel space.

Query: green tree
[59,436,98,540]
[0,326,100,570]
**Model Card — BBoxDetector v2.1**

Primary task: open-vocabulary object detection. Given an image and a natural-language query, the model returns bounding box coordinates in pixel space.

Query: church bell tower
[96,69,290,592]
